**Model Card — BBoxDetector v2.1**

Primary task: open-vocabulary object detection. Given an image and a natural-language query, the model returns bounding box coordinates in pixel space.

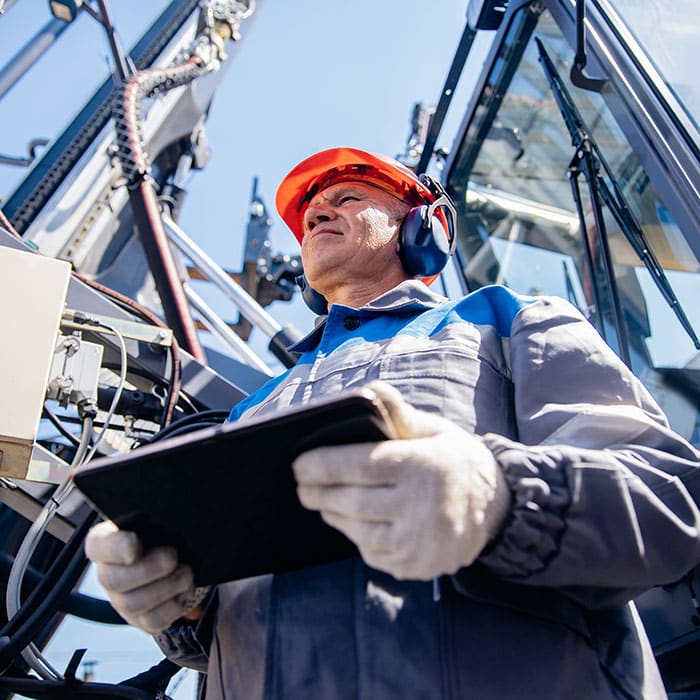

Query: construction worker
[86,148,700,699]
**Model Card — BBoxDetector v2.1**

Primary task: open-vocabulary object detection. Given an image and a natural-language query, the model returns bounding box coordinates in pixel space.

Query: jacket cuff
[478,434,571,578]
[153,588,218,673]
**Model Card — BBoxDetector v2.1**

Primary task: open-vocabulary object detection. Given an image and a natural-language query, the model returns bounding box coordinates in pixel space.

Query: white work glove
[84,521,210,634]
[293,382,512,581]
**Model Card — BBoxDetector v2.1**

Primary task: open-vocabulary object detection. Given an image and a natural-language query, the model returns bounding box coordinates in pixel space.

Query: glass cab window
[447,3,700,445]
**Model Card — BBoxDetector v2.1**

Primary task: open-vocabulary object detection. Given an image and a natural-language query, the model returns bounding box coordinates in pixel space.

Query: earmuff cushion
[399,206,451,278]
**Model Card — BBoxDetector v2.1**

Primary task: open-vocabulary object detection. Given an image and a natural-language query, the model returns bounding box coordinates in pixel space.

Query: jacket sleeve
[152,589,218,673]
[476,296,700,608]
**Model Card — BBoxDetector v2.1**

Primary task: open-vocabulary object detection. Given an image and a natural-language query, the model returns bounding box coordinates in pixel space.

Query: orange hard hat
[275,147,452,285]
[275,147,438,242]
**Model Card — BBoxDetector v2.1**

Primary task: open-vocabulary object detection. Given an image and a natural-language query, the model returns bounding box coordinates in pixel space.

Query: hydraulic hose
[0,553,124,625]
[0,510,98,676]
[0,675,158,699]
[113,56,209,362]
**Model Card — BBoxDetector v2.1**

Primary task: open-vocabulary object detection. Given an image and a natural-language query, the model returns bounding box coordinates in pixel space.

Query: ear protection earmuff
[295,273,330,316]
[296,174,458,314]
[398,175,457,278]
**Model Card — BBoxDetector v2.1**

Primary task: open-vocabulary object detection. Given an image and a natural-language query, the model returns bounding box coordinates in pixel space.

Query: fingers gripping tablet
[73,389,396,586]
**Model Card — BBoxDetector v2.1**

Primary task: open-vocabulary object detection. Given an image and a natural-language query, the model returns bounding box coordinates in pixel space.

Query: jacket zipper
[435,576,452,700]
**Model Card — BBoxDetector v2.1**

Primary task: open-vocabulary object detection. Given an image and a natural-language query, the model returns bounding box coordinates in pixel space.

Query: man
[86,148,700,699]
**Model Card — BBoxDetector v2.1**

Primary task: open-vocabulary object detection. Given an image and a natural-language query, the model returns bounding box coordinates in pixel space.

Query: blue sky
[1,1,491,696]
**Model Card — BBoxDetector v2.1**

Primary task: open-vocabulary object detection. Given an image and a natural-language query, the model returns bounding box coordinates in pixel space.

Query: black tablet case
[72,390,394,586]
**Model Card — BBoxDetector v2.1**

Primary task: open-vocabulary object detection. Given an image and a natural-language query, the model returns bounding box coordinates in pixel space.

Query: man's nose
[304,202,336,232]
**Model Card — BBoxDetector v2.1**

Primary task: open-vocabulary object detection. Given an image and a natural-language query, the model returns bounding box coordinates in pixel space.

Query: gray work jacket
[156,281,700,699]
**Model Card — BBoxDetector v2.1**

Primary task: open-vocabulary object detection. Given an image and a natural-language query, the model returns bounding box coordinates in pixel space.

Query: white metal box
[0,246,71,479]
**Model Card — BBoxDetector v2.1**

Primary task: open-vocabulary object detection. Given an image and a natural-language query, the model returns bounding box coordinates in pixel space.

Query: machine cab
[441,1,700,694]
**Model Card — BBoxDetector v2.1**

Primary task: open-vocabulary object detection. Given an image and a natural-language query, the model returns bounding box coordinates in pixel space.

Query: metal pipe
[0,18,68,100]
[94,0,130,81]
[416,22,477,174]
[184,285,273,376]
[1,0,22,15]
[162,215,283,339]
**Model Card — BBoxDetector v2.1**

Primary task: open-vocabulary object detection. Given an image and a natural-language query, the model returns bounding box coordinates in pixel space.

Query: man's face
[300,181,409,299]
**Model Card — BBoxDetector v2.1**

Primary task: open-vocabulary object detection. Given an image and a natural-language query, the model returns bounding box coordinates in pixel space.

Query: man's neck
[324,274,410,309]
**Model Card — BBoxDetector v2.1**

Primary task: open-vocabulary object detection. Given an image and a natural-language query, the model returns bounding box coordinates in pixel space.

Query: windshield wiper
[536,38,700,361]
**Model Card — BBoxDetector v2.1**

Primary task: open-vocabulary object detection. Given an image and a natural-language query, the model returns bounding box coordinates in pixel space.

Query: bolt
[60,336,81,357]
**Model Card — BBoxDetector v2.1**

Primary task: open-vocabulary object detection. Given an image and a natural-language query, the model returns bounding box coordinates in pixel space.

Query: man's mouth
[309,227,342,240]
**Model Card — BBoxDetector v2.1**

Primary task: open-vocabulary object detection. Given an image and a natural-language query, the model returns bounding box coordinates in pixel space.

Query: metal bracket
[570,0,607,93]
[61,309,173,346]
[0,139,49,168]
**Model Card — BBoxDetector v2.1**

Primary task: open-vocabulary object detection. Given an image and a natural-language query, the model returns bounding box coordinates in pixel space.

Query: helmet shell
[275,148,437,242]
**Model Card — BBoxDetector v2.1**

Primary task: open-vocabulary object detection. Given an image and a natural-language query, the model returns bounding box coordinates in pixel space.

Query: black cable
[166,409,229,427]
[1,512,84,637]
[0,553,124,625]
[0,544,88,673]
[146,418,228,443]
[59,589,125,626]
[41,405,81,448]
[0,675,159,699]
[144,409,229,444]
[0,510,98,669]
[17,511,96,637]
[39,411,158,440]
[149,421,223,442]
[3,416,94,677]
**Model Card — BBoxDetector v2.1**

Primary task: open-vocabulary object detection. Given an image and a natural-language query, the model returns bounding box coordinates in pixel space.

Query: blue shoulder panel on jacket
[227,369,293,422]
[457,285,535,337]
[410,285,534,339]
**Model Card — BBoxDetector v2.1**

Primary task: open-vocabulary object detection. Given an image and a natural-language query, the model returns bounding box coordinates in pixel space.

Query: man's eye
[338,196,359,205]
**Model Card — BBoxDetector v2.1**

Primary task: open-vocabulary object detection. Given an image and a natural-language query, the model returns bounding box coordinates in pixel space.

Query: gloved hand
[293,382,512,580]
[85,521,209,634]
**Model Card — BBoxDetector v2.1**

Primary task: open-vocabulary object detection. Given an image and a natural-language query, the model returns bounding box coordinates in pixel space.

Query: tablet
[72,388,396,586]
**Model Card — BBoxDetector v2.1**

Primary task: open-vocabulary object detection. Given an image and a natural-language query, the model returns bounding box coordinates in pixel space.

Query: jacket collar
[288,280,448,354]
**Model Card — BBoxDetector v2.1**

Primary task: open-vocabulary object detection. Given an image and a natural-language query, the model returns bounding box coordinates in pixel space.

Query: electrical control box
[0,246,72,479]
